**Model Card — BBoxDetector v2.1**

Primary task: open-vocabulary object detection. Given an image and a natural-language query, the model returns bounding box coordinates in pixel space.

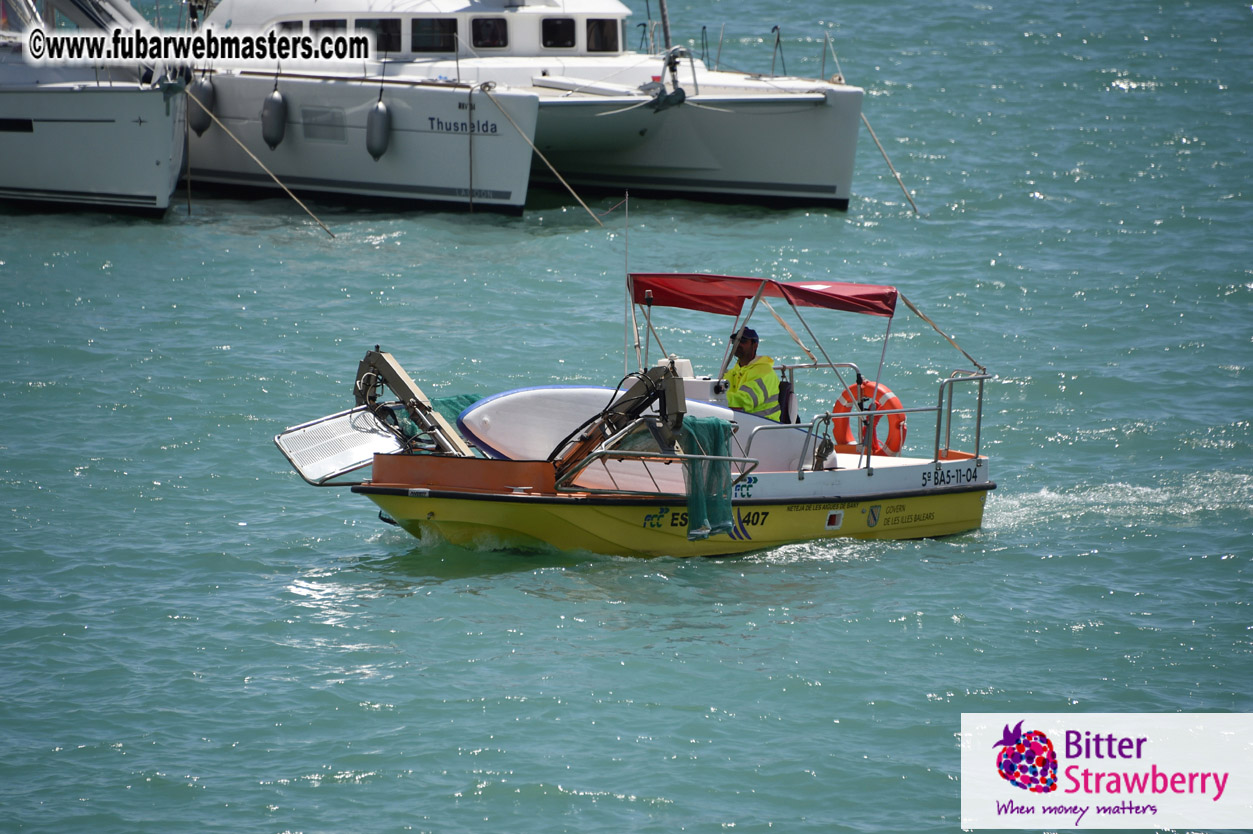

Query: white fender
[366,100,391,161]
[261,89,287,150]
[188,75,214,136]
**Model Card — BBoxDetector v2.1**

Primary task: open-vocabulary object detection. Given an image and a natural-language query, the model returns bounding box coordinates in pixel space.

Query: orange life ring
[832,381,907,456]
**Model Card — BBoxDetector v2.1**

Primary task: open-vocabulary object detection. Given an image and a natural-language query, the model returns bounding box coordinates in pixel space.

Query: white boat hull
[531,87,862,206]
[195,0,864,209]
[389,58,863,206]
[187,71,539,211]
[0,64,186,210]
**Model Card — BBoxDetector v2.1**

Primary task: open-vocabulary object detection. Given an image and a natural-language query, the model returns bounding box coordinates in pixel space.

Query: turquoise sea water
[1,1,1250,831]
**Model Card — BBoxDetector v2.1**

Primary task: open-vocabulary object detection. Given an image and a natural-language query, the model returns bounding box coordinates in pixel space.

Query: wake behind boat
[189,0,862,209]
[276,273,994,558]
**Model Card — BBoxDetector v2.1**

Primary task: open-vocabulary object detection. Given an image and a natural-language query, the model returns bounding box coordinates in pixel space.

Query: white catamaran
[188,0,862,211]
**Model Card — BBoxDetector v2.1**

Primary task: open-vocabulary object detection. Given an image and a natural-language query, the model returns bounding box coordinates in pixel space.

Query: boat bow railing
[936,370,991,461]
[738,368,992,478]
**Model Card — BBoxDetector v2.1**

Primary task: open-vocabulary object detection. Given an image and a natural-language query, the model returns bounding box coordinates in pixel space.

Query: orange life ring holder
[832,381,907,456]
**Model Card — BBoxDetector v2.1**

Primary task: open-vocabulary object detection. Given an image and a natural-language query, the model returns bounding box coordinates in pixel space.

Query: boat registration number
[642,508,771,529]
[920,465,980,488]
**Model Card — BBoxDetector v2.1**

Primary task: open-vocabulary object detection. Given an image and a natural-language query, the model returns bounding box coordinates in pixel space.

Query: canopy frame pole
[637,291,669,366]
[871,315,894,396]
[761,298,817,363]
[718,281,769,380]
[856,314,897,473]
[782,292,855,396]
[624,198,644,374]
[627,274,643,374]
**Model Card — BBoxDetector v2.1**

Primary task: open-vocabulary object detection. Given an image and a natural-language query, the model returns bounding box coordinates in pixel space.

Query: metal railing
[736,367,991,479]
[935,370,991,460]
[555,445,758,496]
[776,360,864,397]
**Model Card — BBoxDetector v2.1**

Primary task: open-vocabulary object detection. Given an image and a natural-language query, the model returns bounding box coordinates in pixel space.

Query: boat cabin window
[310,19,348,36]
[541,18,576,49]
[412,18,458,52]
[272,20,303,34]
[471,18,508,49]
[356,18,401,53]
[353,18,400,53]
[586,19,619,53]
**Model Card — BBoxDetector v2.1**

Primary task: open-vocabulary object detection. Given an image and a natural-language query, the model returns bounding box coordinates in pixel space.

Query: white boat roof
[208,0,632,28]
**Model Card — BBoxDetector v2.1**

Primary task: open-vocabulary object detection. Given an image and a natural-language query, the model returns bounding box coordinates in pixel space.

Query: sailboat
[0,0,186,210]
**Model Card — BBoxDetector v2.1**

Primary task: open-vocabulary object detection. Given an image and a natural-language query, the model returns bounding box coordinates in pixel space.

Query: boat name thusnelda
[427,116,499,134]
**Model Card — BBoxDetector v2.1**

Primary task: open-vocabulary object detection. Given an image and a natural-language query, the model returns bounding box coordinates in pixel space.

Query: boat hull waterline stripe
[0,186,160,206]
[190,168,514,201]
[530,168,844,198]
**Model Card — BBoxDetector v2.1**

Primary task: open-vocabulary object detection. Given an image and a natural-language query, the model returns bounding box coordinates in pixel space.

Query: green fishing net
[679,416,734,541]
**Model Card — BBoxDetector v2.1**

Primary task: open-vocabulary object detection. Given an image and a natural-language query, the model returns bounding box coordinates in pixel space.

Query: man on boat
[721,327,781,422]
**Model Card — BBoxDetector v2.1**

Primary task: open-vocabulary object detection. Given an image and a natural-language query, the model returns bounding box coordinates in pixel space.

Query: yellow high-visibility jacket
[725,355,781,422]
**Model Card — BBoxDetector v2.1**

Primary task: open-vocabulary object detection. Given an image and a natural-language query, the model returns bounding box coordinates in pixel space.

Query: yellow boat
[276,273,994,557]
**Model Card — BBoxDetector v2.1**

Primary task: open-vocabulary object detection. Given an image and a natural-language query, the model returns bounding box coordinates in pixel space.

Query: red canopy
[629,273,897,318]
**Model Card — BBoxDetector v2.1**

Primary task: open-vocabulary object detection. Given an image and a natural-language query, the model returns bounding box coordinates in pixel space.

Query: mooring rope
[466,84,477,212]
[823,36,919,214]
[478,84,603,227]
[861,113,920,215]
[900,293,985,373]
[184,87,335,238]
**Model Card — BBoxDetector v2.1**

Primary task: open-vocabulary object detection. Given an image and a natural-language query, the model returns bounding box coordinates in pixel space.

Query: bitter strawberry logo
[993,720,1058,793]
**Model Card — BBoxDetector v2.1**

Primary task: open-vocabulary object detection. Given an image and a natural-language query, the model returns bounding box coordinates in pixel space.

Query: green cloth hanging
[432,394,483,429]
[679,416,735,541]
[395,394,487,457]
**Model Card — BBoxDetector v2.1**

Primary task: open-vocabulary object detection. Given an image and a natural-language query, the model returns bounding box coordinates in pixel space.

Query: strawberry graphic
[993,720,1058,793]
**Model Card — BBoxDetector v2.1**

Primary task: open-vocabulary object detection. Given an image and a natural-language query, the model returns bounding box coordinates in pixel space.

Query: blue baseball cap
[730,327,759,341]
